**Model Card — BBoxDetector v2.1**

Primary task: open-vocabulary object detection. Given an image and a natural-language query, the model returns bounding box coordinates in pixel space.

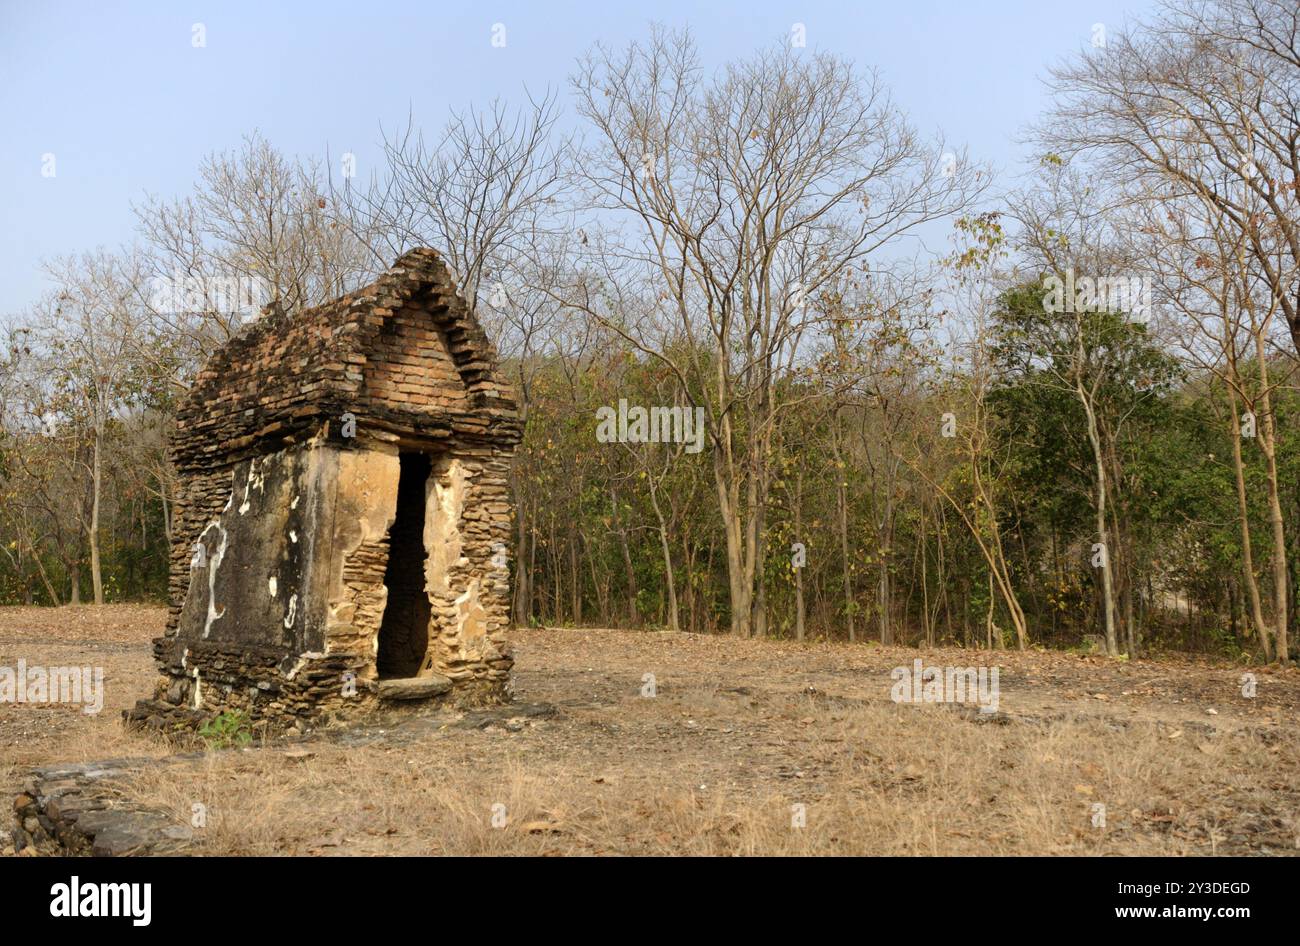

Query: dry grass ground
[2,604,1298,855]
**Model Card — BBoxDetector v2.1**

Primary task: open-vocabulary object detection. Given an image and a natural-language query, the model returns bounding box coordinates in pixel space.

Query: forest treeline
[2,1,1298,661]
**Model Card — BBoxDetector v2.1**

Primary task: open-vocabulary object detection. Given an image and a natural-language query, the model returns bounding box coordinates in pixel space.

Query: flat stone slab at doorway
[377,674,454,701]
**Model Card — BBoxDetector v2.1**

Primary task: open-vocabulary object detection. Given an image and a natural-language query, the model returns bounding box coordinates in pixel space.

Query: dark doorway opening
[377,452,433,679]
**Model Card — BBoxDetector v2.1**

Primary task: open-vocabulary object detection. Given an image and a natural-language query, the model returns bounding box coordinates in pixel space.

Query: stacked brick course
[128,248,520,733]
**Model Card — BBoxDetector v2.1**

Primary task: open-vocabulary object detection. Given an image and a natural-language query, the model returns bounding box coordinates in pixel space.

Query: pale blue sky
[0,0,1159,314]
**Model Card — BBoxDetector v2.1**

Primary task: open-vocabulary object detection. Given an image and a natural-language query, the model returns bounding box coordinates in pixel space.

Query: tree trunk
[89,425,104,605]
[714,464,754,637]
[877,489,894,645]
[512,490,531,627]
[831,422,855,641]
[1255,345,1291,664]
[1079,381,1118,655]
[793,469,806,642]
[570,532,583,626]
[1227,386,1274,659]
[647,477,679,632]
[610,485,639,625]
[750,471,769,639]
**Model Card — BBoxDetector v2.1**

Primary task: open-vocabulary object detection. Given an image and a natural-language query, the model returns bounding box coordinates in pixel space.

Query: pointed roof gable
[171,248,519,470]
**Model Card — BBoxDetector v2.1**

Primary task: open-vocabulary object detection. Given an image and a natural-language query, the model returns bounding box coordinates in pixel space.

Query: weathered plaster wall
[174,445,331,657]
[140,443,376,728]
[134,438,515,731]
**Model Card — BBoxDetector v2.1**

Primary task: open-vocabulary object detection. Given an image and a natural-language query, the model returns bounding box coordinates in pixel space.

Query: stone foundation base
[124,669,513,738]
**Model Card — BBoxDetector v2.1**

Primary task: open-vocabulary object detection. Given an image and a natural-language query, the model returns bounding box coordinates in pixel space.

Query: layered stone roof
[172,248,520,471]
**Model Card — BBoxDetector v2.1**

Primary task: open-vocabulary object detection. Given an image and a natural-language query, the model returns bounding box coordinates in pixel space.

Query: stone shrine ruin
[128,249,520,731]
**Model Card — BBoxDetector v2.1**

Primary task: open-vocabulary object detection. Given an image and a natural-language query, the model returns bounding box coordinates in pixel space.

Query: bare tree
[1043,0,1300,358]
[338,92,572,313]
[1007,163,1167,656]
[35,251,152,605]
[1134,179,1289,660]
[906,219,1031,651]
[137,131,370,378]
[562,27,985,636]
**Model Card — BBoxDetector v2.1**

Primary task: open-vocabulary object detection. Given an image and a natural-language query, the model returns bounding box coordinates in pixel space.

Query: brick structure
[128,248,520,732]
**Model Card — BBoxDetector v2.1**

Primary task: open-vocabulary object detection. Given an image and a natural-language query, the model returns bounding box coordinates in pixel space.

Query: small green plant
[198,710,254,749]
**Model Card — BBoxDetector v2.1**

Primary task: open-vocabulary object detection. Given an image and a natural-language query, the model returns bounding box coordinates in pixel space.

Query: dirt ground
[2,604,1298,855]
